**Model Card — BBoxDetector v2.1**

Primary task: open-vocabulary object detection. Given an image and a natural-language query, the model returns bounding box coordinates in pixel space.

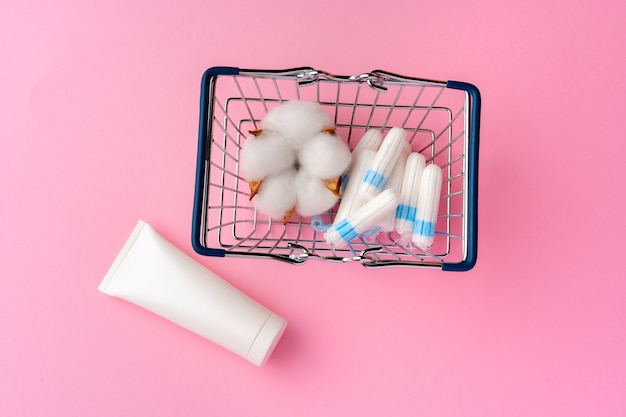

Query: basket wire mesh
[192,67,480,270]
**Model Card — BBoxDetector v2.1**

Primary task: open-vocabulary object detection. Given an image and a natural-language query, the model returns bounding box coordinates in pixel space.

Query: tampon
[99,220,287,366]
[325,188,400,247]
[395,152,426,235]
[377,156,406,232]
[357,127,407,201]
[351,129,383,155]
[412,164,443,249]
[333,149,376,224]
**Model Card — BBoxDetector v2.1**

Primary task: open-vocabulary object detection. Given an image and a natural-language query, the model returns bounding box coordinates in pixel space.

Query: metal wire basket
[192,67,480,270]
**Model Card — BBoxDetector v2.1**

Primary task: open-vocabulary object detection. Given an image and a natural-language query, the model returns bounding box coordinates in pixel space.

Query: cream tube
[99,220,287,366]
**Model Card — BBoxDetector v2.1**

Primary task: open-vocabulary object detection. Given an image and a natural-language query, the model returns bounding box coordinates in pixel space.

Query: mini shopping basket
[191,67,480,270]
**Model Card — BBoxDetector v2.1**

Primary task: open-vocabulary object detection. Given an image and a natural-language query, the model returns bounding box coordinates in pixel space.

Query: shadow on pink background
[1,0,625,416]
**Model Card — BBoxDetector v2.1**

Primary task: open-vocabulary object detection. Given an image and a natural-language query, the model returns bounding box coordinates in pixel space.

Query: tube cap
[247,313,287,366]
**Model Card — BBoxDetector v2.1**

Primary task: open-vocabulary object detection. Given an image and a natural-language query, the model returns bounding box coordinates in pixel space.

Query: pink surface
[1,0,625,415]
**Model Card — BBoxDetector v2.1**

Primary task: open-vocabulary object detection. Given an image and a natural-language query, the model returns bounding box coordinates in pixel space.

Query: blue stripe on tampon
[363,169,387,190]
[395,204,417,221]
[335,219,359,243]
[413,218,436,237]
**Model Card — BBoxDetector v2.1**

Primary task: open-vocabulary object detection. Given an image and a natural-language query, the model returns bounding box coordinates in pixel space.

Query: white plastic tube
[98,220,287,366]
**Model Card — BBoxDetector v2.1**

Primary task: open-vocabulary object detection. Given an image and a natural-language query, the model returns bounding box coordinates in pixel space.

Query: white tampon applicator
[333,148,376,224]
[325,188,400,248]
[412,164,443,249]
[351,129,383,155]
[377,156,406,232]
[395,152,426,235]
[357,127,407,201]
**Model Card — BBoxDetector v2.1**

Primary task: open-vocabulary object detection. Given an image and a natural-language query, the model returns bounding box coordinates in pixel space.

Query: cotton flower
[239,130,296,199]
[294,169,339,217]
[252,168,297,224]
[298,130,352,181]
[262,100,333,150]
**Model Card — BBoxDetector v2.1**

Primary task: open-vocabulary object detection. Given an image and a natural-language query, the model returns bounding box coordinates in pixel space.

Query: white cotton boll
[298,131,352,180]
[295,169,339,217]
[252,169,297,220]
[262,100,333,150]
[239,131,296,181]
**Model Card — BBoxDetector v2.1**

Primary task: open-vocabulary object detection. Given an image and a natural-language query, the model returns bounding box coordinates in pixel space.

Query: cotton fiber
[240,131,296,181]
[253,168,297,223]
[262,100,333,150]
[294,169,339,217]
[298,131,352,180]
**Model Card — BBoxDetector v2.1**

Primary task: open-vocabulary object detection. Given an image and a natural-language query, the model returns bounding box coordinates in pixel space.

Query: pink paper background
[1,0,625,416]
